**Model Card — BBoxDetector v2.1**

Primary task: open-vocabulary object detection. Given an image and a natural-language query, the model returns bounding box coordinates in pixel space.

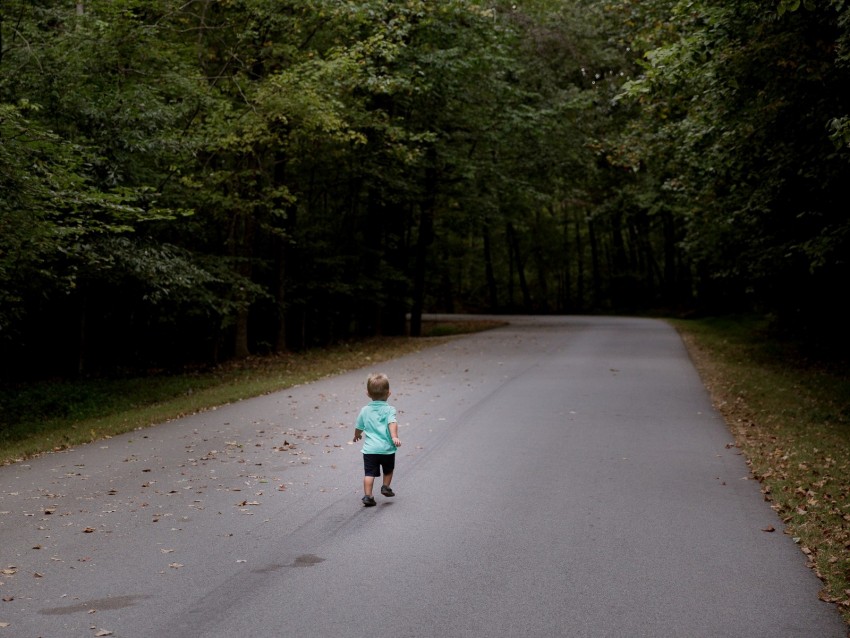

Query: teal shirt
[356,401,398,455]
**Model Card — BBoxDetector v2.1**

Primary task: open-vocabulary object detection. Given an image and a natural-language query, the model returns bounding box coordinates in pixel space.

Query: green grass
[0,337,430,463]
[0,319,505,464]
[672,316,850,623]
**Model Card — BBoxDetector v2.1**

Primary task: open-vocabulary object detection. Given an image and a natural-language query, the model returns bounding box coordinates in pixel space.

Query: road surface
[1,316,846,637]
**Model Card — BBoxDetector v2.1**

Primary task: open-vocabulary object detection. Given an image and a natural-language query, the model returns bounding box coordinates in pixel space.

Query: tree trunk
[482,217,498,310]
[533,210,550,312]
[506,221,532,311]
[575,211,584,310]
[638,224,662,298]
[273,152,290,352]
[410,156,437,337]
[662,210,677,304]
[234,311,250,359]
[610,209,628,274]
[77,293,87,376]
[410,201,434,336]
[274,239,287,353]
[230,211,254,359]
[587,215,601,309]
[508,218,515,308]
[560,207,571,311]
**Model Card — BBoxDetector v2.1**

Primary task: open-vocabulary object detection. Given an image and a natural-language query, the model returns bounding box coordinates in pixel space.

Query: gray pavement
[0,315,846,637]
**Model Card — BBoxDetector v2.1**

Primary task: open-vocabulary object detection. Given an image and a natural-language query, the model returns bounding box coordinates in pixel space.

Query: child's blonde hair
[367,373,390,400]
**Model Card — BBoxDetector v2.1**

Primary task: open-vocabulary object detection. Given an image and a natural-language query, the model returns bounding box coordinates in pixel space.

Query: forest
[1,0,849,379]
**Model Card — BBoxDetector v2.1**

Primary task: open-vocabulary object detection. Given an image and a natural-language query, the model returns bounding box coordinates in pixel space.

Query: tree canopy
[1,0,847,378]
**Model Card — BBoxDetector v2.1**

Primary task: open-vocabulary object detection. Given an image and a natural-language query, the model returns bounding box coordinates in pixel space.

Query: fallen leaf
[95,631,113,637]
[762,525,776,532]
[160,549,175,554]
[83,528,96,533]
[0,622,10,628]
[1,596,13,602]
[169,563,184,569]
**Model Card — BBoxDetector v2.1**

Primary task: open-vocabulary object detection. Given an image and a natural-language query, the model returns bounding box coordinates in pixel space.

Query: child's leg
[363,454,380,496]
[363,475,375,496]
[382,454,396,486]
[380,454,396,496]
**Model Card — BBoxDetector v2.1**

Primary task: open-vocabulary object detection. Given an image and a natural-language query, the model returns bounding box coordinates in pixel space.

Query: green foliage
[4,0,848,378]
[614,0,850,341]
[0,99,175,338]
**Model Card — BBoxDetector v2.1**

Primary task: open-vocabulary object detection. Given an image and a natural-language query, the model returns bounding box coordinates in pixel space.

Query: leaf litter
[680,327,850,622]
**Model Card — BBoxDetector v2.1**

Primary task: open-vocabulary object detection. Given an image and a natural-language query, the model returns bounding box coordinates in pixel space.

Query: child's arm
[353,428,363,443]
[389,421,401,447]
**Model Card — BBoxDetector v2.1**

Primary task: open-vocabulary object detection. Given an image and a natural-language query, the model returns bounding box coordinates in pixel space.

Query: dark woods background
[1,0,849,380]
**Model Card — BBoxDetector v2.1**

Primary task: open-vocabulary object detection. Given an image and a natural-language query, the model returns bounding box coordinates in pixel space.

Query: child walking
[353,373,401,507]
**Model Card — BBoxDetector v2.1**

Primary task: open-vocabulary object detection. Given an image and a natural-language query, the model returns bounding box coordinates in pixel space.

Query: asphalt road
[1,316,846,637]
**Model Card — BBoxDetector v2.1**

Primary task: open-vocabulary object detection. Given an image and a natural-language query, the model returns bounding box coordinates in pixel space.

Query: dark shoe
[362,495,376,507]
[380,485,395,497]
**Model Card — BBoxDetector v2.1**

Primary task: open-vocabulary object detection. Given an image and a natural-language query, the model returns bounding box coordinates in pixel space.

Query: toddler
[353,373,401,506]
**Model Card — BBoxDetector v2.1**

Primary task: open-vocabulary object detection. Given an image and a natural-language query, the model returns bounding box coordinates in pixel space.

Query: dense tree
[614,0,850,344]
[2,0,847,380]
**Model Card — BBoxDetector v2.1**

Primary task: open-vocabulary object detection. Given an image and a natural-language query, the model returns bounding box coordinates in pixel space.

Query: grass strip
[0,319,504,465]
[673,316,850,625]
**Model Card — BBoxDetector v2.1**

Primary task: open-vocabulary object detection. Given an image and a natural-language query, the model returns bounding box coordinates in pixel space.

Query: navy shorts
[363,453,395,477]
